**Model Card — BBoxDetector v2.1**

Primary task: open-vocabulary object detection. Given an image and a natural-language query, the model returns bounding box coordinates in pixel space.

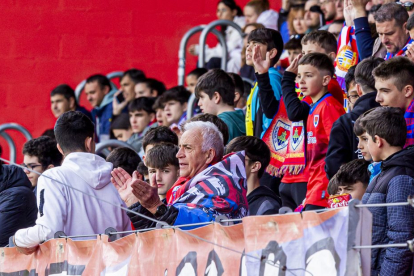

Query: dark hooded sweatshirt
[362,146,414,276]
[0,164,37,247]
[325,92,380,179]
[247,186,281,216]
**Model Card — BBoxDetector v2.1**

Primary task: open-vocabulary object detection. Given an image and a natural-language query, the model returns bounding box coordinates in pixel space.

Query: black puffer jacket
[0,164,37,247]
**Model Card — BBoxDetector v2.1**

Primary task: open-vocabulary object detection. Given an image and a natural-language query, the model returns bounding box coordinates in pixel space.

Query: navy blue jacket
[0,164,37,247]
[362,147,414,275]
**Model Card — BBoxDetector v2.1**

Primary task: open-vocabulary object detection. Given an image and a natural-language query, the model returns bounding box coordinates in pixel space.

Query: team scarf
[385,38,413,60]
[335,26,359,91]
[405,98,414,148]
[245,82,258,136]
[166,152,248,219]
[261,97,306,177]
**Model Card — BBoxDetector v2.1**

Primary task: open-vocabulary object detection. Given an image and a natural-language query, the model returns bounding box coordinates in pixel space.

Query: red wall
[0,0,280,163]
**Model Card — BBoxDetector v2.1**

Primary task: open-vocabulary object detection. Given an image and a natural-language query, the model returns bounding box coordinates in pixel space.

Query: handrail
[178,25,226,86]
[187,93,197,120]
[0,132,17,163]
[198,19,244,71]
[0,123,33,163]
[74,71,123,101]
[95,139,137,158]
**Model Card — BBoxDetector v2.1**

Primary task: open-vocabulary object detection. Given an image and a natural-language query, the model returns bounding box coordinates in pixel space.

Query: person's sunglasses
[397,1,414,11]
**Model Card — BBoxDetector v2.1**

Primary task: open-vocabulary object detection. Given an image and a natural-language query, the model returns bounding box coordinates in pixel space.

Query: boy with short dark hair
[142,126,179,155]
[126,97,157,154]
[196,69,246,143]
[106,147,141,176]
[161,86,191,128]
[284,35,303,65]
[50,84,91,120]
[152,97,169,127]
[360,107,414,276]
[134,78,166,98]
[282,53,345,210]
[186,68,208,94]
[225,136,281,215]
[110,113,132,142]
[344,65,358,111]
[22,136,62,194]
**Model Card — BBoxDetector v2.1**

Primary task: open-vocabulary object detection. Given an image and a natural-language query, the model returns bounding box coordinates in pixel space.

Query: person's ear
[149,112,156,122]
[375,135,383,148]
[151,89,159,97]
[328,52,336,61]
[356,83,363,96]
[213,92,221,104]
[57,144,64,156]
[104,85,110,95]
[250,161,261,174]
[403,22,408,34]
[69,97,76,110]
[46,164,55,170]
[205,148,216,164]
[232,9,237,17]
[269,48,277,60]
[182,102,188,112]
[403,85,413,99]
[322,75,332,86]
[85,136,95,153]
[234,91,241,103]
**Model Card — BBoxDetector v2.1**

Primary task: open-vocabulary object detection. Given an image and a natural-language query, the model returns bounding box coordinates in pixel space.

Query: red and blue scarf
[385,38,413,60]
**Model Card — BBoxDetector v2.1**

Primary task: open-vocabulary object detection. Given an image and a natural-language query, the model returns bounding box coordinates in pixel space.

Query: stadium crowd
[2,0,414,274]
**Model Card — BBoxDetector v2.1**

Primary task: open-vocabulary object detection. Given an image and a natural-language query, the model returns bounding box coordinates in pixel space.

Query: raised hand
[344,0,355,26]
[131,172,162,214]
[252,45,271,74]
[111,167,139,207]
[112,90,128,116]
[286,54,303,75]
[350,0,370,18]
[406,43,414,62]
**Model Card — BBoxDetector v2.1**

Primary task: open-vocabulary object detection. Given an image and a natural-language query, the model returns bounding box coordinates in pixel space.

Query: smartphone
[116,92,125,103]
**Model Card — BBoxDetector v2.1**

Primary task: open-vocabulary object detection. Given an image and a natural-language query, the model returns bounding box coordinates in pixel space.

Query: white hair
[183,121,224,161]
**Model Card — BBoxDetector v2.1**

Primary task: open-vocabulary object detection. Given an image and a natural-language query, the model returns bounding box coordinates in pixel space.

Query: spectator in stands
[398,0,414,16]
[240,23,265,81]
[182,114,230,145]
[283,34,303,67]
[13,111,131,254]
[50,84,91,120]
[107,147,141,208]
[287,5,307,36]
[126,97,157,154]
[332,159,370,201]
[301,31,345,106]
[228,72,245,111]
[112,121,248,229]
[85,74,115,142]
[325,57,383,179]
[327,20,344,39]
[134,78,166,98]
[344,65,358,111]
[243,0,279,30]
[0,162,37,247]
[196,69,246,143]
[185,68,208,94]
[188,0,245,73]
[161,86,191,129]
[153,97,169,127]
[22,136,62,195]
[226,136,281,215]
[137,161,149,182]
[304,0,324,33]
[351,2,409,60]
[123,144,180,229]
[141,126,179,160]
[113,69,146,116]
[360,107,414,276]
[404,13,414,61]
[373,57,414,147]
[110,113,132,142]
[319,0,344,31]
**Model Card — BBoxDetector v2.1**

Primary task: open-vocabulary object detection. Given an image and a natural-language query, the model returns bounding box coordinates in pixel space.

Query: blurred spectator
[244,0,279,30]
[137,161,149,181]
[152,97,169,127]
[113,69,146,116]
[134,78,166,98]
[161,86,191,129]
[240,23,265,81]
[287,5,307,35]
[185,68,208,94]
[110,113,133,142]
[106,147,141,176]
[304,0,324,33]
[228,72,245,110]
[327,20,344,40]
[50,84,92,120]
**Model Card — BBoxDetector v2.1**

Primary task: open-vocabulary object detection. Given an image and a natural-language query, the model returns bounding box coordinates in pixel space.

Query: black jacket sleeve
[257,72,279,118]
[282,71,310,121]
[354,17,374,60]
[128,202,179,230]
[325,117,354,179]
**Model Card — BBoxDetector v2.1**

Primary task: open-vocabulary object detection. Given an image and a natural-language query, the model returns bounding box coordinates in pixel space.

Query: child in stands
[226,136,281,215]
[196,69,246,143]
[126,97,157,154]
[161,86,191,129]
[282,53,345,210]
[110,113,132,142]
[153,97,169,127]
[186,68,208,94]
[22,136,62,195]
[360,107,414,275]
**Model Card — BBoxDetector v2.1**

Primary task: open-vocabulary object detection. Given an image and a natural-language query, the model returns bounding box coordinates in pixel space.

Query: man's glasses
[397,1,414,11]
[21,163,42,171]
[347,94,360,104]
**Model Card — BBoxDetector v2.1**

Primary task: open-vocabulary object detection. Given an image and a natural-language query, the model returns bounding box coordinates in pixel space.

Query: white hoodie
[15,152,131,247]
[257,9,279,31]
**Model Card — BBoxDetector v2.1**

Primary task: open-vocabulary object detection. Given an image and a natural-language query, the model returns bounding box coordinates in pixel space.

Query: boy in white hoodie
[14,111,131,254]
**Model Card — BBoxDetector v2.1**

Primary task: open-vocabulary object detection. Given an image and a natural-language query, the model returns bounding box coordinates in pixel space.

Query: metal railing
[74,71,124,101]
[0,123,33,163]
[95,139,136,157]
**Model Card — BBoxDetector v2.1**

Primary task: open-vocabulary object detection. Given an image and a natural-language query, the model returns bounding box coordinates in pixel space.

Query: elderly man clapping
[112,121,248,229]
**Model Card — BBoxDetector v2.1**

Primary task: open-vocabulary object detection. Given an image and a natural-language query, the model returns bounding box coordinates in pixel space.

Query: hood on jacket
[96,89,117,110]
[58,152,113,190]
[351,91,380,117]
[381,146,414,172]
[219,109,246,134]
[0,164,32,193]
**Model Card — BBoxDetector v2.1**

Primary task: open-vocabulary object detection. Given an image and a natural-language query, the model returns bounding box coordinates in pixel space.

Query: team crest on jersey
[313,115,319,127]
[272,120,290,150]
[291,123,304,150]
